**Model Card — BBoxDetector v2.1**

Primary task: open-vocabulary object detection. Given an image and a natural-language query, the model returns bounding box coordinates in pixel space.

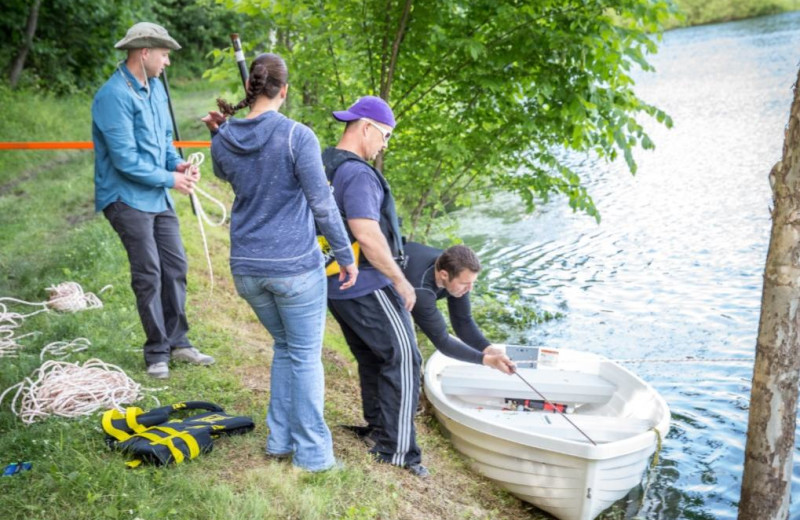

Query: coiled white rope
[0,283,109,358]
[0,358,141,425]
[46,281,110,312]
[0,302,38,358]
[0,281,111,316]
[39,337,91,361]
[187,152,227,295]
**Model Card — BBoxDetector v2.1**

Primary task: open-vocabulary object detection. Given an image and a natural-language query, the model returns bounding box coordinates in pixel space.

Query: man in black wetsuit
[403,241,515,374]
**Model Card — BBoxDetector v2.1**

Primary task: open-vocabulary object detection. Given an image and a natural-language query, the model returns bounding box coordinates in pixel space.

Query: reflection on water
[444,11,800,520]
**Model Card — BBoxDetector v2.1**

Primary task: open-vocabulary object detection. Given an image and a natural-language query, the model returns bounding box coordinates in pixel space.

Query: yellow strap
[102,409,132,442]
[151,426,201,460]
[126,459,142,469]
[124,407,147,433]
[134,430,185,464]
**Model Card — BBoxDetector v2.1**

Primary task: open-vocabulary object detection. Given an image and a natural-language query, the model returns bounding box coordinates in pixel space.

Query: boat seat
[464,408,654,443]
[439,365,616,405]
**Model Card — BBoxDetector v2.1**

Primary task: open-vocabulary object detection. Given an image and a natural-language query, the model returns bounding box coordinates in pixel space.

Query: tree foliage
[0,0,242,93]
[208,0,675,236]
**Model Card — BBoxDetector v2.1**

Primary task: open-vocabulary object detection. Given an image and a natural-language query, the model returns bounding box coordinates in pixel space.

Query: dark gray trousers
[104,201,191,365]
[328,286,422,467]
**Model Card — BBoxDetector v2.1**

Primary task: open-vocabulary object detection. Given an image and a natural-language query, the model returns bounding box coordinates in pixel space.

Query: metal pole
[160,68,197,214]
[230,33,248,90]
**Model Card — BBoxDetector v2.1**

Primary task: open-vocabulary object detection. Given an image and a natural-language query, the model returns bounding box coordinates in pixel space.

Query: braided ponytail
[216,53,288,117]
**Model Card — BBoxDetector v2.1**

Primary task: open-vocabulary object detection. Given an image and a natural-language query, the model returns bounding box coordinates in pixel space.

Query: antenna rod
[513,370,597,446]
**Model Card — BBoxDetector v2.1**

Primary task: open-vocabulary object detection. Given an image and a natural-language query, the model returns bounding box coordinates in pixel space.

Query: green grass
[0,84,553,520]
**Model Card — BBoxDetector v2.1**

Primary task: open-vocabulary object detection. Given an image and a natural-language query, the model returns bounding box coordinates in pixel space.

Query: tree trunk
[738,67,800,520]
[8,0,42,88]
[375,0,412,173]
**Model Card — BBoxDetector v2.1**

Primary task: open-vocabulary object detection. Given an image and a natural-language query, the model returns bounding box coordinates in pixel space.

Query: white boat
[423,346,670,520]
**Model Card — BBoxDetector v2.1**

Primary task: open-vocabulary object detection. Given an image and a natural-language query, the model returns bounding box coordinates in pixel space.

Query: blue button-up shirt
[92,63,183,213]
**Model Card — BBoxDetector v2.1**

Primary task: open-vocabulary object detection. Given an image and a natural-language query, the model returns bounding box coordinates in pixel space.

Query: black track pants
[328,286,422,466]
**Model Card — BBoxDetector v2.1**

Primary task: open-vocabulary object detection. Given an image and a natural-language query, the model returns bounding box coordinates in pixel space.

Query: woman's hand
[338,263,359,290]
[201,111,226,132]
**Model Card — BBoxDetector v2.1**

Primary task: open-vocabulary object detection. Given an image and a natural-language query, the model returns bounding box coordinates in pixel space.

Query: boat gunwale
[423,348,671,461]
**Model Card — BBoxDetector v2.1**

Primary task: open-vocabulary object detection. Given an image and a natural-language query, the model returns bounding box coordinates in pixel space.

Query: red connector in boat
[504,398,567,413]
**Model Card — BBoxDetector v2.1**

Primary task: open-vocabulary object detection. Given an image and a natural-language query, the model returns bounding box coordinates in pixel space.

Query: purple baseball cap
[332,96,396,128]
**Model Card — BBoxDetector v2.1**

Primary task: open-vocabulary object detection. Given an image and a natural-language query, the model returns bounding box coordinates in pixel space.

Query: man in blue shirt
[92,22,213,379]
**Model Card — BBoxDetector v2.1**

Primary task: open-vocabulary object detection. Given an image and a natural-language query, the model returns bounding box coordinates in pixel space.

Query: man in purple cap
[321,96,428,478]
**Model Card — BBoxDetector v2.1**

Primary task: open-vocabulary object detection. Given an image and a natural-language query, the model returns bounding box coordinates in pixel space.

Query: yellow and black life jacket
[101,401,255,467]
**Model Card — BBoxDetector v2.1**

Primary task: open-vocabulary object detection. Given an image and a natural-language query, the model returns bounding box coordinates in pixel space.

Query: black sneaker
[404,462,430,479]
[264,451,292,462]
[339,424,378,449]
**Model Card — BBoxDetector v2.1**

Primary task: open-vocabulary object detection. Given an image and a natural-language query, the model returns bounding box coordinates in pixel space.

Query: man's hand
[482,344,505,356]
[394,278,416,311]
[176,162,201,181]
[348,218,415,310]
[338,263,359,290]
[201,111,226,132]
[482,352,516,375]
[172,171,196,195]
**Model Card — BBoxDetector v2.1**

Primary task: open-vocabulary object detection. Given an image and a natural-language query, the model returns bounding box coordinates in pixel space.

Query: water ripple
[445,11,800,519]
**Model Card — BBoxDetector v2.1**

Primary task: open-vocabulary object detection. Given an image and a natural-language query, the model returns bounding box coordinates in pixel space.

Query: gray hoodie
[211,111,354,277]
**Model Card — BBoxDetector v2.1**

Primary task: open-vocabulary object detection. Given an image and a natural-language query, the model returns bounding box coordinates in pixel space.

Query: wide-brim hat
[333,96,396,128]
[115,22,181,50]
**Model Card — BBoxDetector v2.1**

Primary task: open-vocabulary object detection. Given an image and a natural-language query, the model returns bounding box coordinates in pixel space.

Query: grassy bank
[0,85,582,520]
[670,0,800,28]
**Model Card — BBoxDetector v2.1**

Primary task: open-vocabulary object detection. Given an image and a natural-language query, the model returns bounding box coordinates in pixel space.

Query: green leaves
[0,0,245,93]
[205,0,674,235]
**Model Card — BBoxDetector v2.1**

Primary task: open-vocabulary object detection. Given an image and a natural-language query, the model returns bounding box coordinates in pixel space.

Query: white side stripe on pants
[374,289,414,466]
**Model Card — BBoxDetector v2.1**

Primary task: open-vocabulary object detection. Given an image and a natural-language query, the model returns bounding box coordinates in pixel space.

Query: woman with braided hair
[202,53,357,472]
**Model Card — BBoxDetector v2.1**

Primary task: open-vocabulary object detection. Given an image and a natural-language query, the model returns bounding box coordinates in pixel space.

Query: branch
[394,17,492,106]
[321,1,345,106]
[9,0,41,88]
[363,0,378,94]
[379,0,393,93]
[409,159,443,231]
[381,0,413,100]
[437,127,516,208]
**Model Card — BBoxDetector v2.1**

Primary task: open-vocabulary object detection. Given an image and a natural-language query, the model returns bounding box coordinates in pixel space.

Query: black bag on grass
[101,401,255,467]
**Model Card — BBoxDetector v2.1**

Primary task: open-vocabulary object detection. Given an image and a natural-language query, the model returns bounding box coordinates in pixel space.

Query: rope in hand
[186,152,227,295]
[0,358,141,425]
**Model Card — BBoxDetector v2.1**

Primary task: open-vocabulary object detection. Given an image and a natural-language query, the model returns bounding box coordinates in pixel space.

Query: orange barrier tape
[0,141,211,150]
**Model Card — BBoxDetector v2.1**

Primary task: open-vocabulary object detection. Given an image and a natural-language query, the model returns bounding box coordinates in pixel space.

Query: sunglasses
[364,119,392,143]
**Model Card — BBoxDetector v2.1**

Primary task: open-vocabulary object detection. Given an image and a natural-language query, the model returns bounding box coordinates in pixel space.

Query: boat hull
[423,348,670,520]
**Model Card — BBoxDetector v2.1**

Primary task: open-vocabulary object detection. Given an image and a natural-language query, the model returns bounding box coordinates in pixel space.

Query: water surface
[447,11,800,519]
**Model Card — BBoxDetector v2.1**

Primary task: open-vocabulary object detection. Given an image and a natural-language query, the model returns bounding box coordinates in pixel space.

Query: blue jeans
[233,267,334,471]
